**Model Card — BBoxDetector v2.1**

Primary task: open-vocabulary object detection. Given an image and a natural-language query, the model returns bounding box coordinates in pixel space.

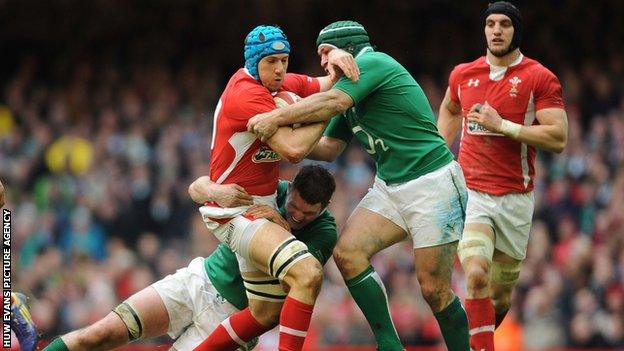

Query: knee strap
[457,230,494,263]
[112,301,144,341]
[490,260,521,286]
[268,237,311,280]
[243,275,287,302]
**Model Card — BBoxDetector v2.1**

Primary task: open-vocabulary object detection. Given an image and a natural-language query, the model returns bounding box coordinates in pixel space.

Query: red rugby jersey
[209,68,319,196]
[448,54,564,195]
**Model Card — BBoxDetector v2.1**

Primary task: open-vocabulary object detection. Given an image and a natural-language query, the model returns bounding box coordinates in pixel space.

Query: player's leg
[333,207,407,351]
[194,269,284,351]
[195,218,321,351]
[170,257,260,351]
[459,189,532,351]
[406,161,469,351]
[247,222,322,351]
[414,242,470,351]
[488,191,533,329]
[458,222,496,351]
[456,187,498,351]
[46,257,216,351]
[206,214,323,306]
[489,250,522,328]
[45,286,169,351]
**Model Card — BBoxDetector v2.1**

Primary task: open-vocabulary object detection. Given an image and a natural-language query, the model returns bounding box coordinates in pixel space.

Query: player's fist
[467,102,503,133]
[214,184,253,207]
[247,112,279,142]
[327,48,359,83]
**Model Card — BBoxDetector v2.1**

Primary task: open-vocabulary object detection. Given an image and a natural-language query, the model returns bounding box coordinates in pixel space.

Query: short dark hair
[292,165,336,208]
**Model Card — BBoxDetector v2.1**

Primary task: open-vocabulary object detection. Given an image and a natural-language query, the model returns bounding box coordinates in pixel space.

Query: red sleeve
[225,86,276,130]
[534,66,564,111]
[448,66,462,104]
[282,73,320,98]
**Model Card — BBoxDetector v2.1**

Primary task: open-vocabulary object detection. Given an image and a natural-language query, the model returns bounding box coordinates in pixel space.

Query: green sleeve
[323,114,353,143]
[204,244,248,310]
[300,214,337,266]
[333,53,392,104]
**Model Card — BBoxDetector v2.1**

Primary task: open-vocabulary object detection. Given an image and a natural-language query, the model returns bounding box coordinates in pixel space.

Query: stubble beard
[487,42,513,58]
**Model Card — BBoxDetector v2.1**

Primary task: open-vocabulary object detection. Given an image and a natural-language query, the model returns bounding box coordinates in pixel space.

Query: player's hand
[326,49,359,83]
[466,102,503,133]
[213,183,253,207]
[247,111,279,142]
[245,204,290,231]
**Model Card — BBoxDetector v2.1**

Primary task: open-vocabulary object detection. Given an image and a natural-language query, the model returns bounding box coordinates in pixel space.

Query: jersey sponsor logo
[252,145,282,163]
[509,76,522,97]
[468,78,480,87]
[467,121,504,136]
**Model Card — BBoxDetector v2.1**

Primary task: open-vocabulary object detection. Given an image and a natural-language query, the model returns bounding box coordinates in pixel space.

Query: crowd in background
[1,1,623,349]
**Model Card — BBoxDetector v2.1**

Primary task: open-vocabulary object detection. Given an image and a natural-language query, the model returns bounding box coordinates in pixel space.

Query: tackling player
[43,165,337,351]
[247,21,470,351]
[192,25,356,351]
[437,2,568,350]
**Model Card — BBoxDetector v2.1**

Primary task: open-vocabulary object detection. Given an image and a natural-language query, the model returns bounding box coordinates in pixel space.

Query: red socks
[278,296,315,351]
[465,298,496,351]
[193,307,270,351]
[193,297,315,351]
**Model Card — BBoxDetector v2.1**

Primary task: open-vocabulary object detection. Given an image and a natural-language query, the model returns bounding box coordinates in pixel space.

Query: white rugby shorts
[358,161,468,249]
[152,257,239,350]
[465,188,535,260]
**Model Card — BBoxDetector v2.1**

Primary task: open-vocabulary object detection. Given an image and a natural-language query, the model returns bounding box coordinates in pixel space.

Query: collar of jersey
[355,46,374,58]
[486,52,524,68]
[243,67,255,79]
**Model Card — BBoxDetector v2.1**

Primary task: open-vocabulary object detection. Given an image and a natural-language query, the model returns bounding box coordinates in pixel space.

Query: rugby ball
[273,91,301,108]
[274,91,302,128]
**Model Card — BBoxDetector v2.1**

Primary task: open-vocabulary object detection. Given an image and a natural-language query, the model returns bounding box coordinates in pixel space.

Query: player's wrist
[500,119,522,138]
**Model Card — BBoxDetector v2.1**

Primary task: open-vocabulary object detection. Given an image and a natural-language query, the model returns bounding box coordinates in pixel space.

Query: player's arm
[317,76,336,92]
[188,176,253,207]
[249,89,353,142]
[265,121,329,163]
[517,108,568,153]
[271,89,352,125]
[437,87,463,147]
[467,104,568,153]
[307,136,347,162]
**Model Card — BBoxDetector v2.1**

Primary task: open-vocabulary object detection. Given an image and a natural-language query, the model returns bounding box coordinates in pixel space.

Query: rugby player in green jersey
[43,165,337,351]
[248,21,470,351]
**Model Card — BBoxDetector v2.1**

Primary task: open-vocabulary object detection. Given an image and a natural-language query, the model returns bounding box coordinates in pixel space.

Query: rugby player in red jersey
[438,3,568,350]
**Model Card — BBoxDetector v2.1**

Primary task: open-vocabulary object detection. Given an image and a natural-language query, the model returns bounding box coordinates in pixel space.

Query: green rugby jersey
[204,180,337,310]
[325,49,454,184]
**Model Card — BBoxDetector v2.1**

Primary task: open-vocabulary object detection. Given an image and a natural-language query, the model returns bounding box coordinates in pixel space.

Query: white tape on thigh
[243,275,287,302]
[211,216,268,263]
[268,237,311,280]
[458,230,495,262]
